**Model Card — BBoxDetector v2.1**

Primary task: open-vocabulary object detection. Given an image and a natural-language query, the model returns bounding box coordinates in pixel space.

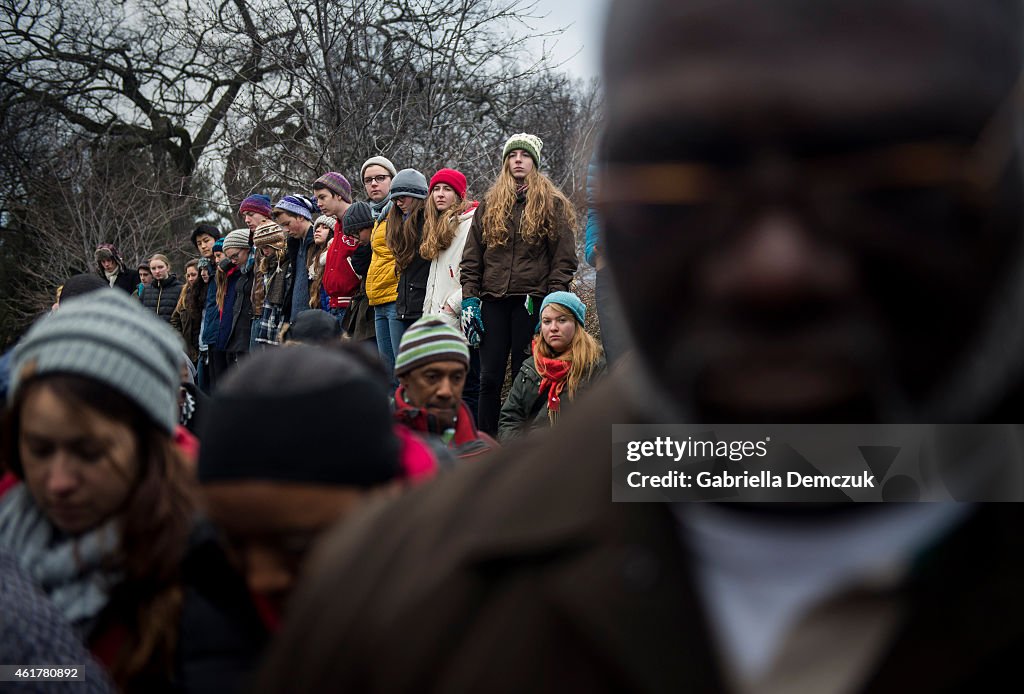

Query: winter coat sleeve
[498,361,541,442]
[546,199,579,294]
[584,154,601,268]
[169,286,187,336]
[460,202,486,300]
[351,243,372,278]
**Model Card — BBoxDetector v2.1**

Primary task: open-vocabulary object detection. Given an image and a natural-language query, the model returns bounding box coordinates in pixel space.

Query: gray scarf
[0,485,120,627]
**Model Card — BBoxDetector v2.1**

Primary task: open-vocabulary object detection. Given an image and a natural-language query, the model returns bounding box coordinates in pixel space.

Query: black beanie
[60,273,109,303]
[197,346,400,487]
[341,201,374,236]
[284,310,343,345]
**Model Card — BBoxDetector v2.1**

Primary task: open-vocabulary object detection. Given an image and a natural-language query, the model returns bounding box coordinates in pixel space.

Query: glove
[461,297,484,347]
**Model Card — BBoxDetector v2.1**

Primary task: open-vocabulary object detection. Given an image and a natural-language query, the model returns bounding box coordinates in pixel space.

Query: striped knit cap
[10,290,183,433]
[274,194,317,221]
[395,315,469,377]
[239,194,273,218]
[313,172,353,203]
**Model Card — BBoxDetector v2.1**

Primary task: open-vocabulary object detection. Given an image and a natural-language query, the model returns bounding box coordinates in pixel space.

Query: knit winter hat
[313,172,353,203]
[502,133,543,167]
[428,168,468,200]
[540,291,586,325]
[239,194,273,218]
[314,215,337,231]
[389,168,428,200]
[212,238,224,254]
[93,243,122,264]
[253,220,286,249]
[342,201,374,236]
[274,194,317,221]
[360,156,398,180]
[222,228,251,252]
[190,223,221,248]
[197,346,400,487]
[395,316,470,377]
[10,290,183,433]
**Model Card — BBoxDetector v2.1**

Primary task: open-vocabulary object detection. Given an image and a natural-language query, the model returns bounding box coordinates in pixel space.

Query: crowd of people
[5,0,1024,691]
[0,132,610,691]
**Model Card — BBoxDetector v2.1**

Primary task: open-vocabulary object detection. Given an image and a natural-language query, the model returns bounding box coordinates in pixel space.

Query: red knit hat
[428,168,467,200]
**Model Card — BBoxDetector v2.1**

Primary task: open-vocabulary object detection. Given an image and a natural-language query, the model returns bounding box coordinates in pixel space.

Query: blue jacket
[289,226,315,320]
[584,154,601,268]
[200,275,220,348]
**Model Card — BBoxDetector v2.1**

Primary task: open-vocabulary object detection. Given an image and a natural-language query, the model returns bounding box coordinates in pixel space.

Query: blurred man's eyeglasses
[363,174,391,185]
[226,250,242,262]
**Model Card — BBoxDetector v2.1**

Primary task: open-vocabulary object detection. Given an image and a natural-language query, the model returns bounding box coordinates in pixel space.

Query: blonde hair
[149,253,171,271]
[385,198,426,272]
[421,195,470,260]
[480,167,576,248]
[534,302,603,402]
[215,265,228,312]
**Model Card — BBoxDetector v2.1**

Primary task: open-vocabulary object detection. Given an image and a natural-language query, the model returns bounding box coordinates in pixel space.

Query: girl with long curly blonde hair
[460,134,580,435]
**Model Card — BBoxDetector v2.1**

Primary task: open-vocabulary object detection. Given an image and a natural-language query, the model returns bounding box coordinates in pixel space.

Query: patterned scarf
[0,485,120,628]
[532,336,571,423]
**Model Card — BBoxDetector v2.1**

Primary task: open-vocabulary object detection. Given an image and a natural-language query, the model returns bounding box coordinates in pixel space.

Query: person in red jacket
[322,202,372,331]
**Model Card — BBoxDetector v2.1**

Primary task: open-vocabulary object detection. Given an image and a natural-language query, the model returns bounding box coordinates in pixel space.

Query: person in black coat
[95,243,140,294]
[141,254,183,323]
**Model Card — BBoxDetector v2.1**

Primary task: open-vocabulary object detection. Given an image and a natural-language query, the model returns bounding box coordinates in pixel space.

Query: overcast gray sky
[528,0,610,80]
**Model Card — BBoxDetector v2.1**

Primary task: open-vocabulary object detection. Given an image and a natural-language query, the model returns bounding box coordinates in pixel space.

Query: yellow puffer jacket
[366,218,399,306]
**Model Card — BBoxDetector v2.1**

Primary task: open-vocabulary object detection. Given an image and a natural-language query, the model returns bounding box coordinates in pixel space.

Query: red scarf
[533,337,571,417]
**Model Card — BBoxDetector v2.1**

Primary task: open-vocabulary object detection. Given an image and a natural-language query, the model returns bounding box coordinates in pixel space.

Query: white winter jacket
[422,206,476,328]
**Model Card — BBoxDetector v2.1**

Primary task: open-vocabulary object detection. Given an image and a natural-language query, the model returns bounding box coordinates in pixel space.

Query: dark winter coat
[141,275,184,323]
[97,268,141,295]
[200,279,220,349]
[395,211,430,321]
[343,244,376,341]
[216,259,254,354]
[460,193,578,301]
[90,521,268,694]
[497,354,606,442]
[255,373,1024,694]
[0,550,114,692]
[171,283,205,363]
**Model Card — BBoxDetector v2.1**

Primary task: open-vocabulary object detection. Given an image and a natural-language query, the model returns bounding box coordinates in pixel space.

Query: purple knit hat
[238,194,273,218]
[274,194,317,221]
[313,172,353,203]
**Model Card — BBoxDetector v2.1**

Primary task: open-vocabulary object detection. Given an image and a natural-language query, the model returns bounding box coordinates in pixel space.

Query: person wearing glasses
[459,133,579,436]
[213,229,255,379]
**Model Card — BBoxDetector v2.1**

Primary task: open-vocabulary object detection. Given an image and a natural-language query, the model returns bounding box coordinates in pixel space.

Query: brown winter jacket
[460,192,578,301]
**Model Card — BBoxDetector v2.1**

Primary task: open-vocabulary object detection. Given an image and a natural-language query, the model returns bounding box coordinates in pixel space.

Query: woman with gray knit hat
[0,290,266,691]
[370,168,428,382]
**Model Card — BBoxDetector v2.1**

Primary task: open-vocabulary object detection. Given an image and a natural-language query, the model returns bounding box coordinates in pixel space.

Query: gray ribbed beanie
[10,290,184,433]
[389,168,428,200]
